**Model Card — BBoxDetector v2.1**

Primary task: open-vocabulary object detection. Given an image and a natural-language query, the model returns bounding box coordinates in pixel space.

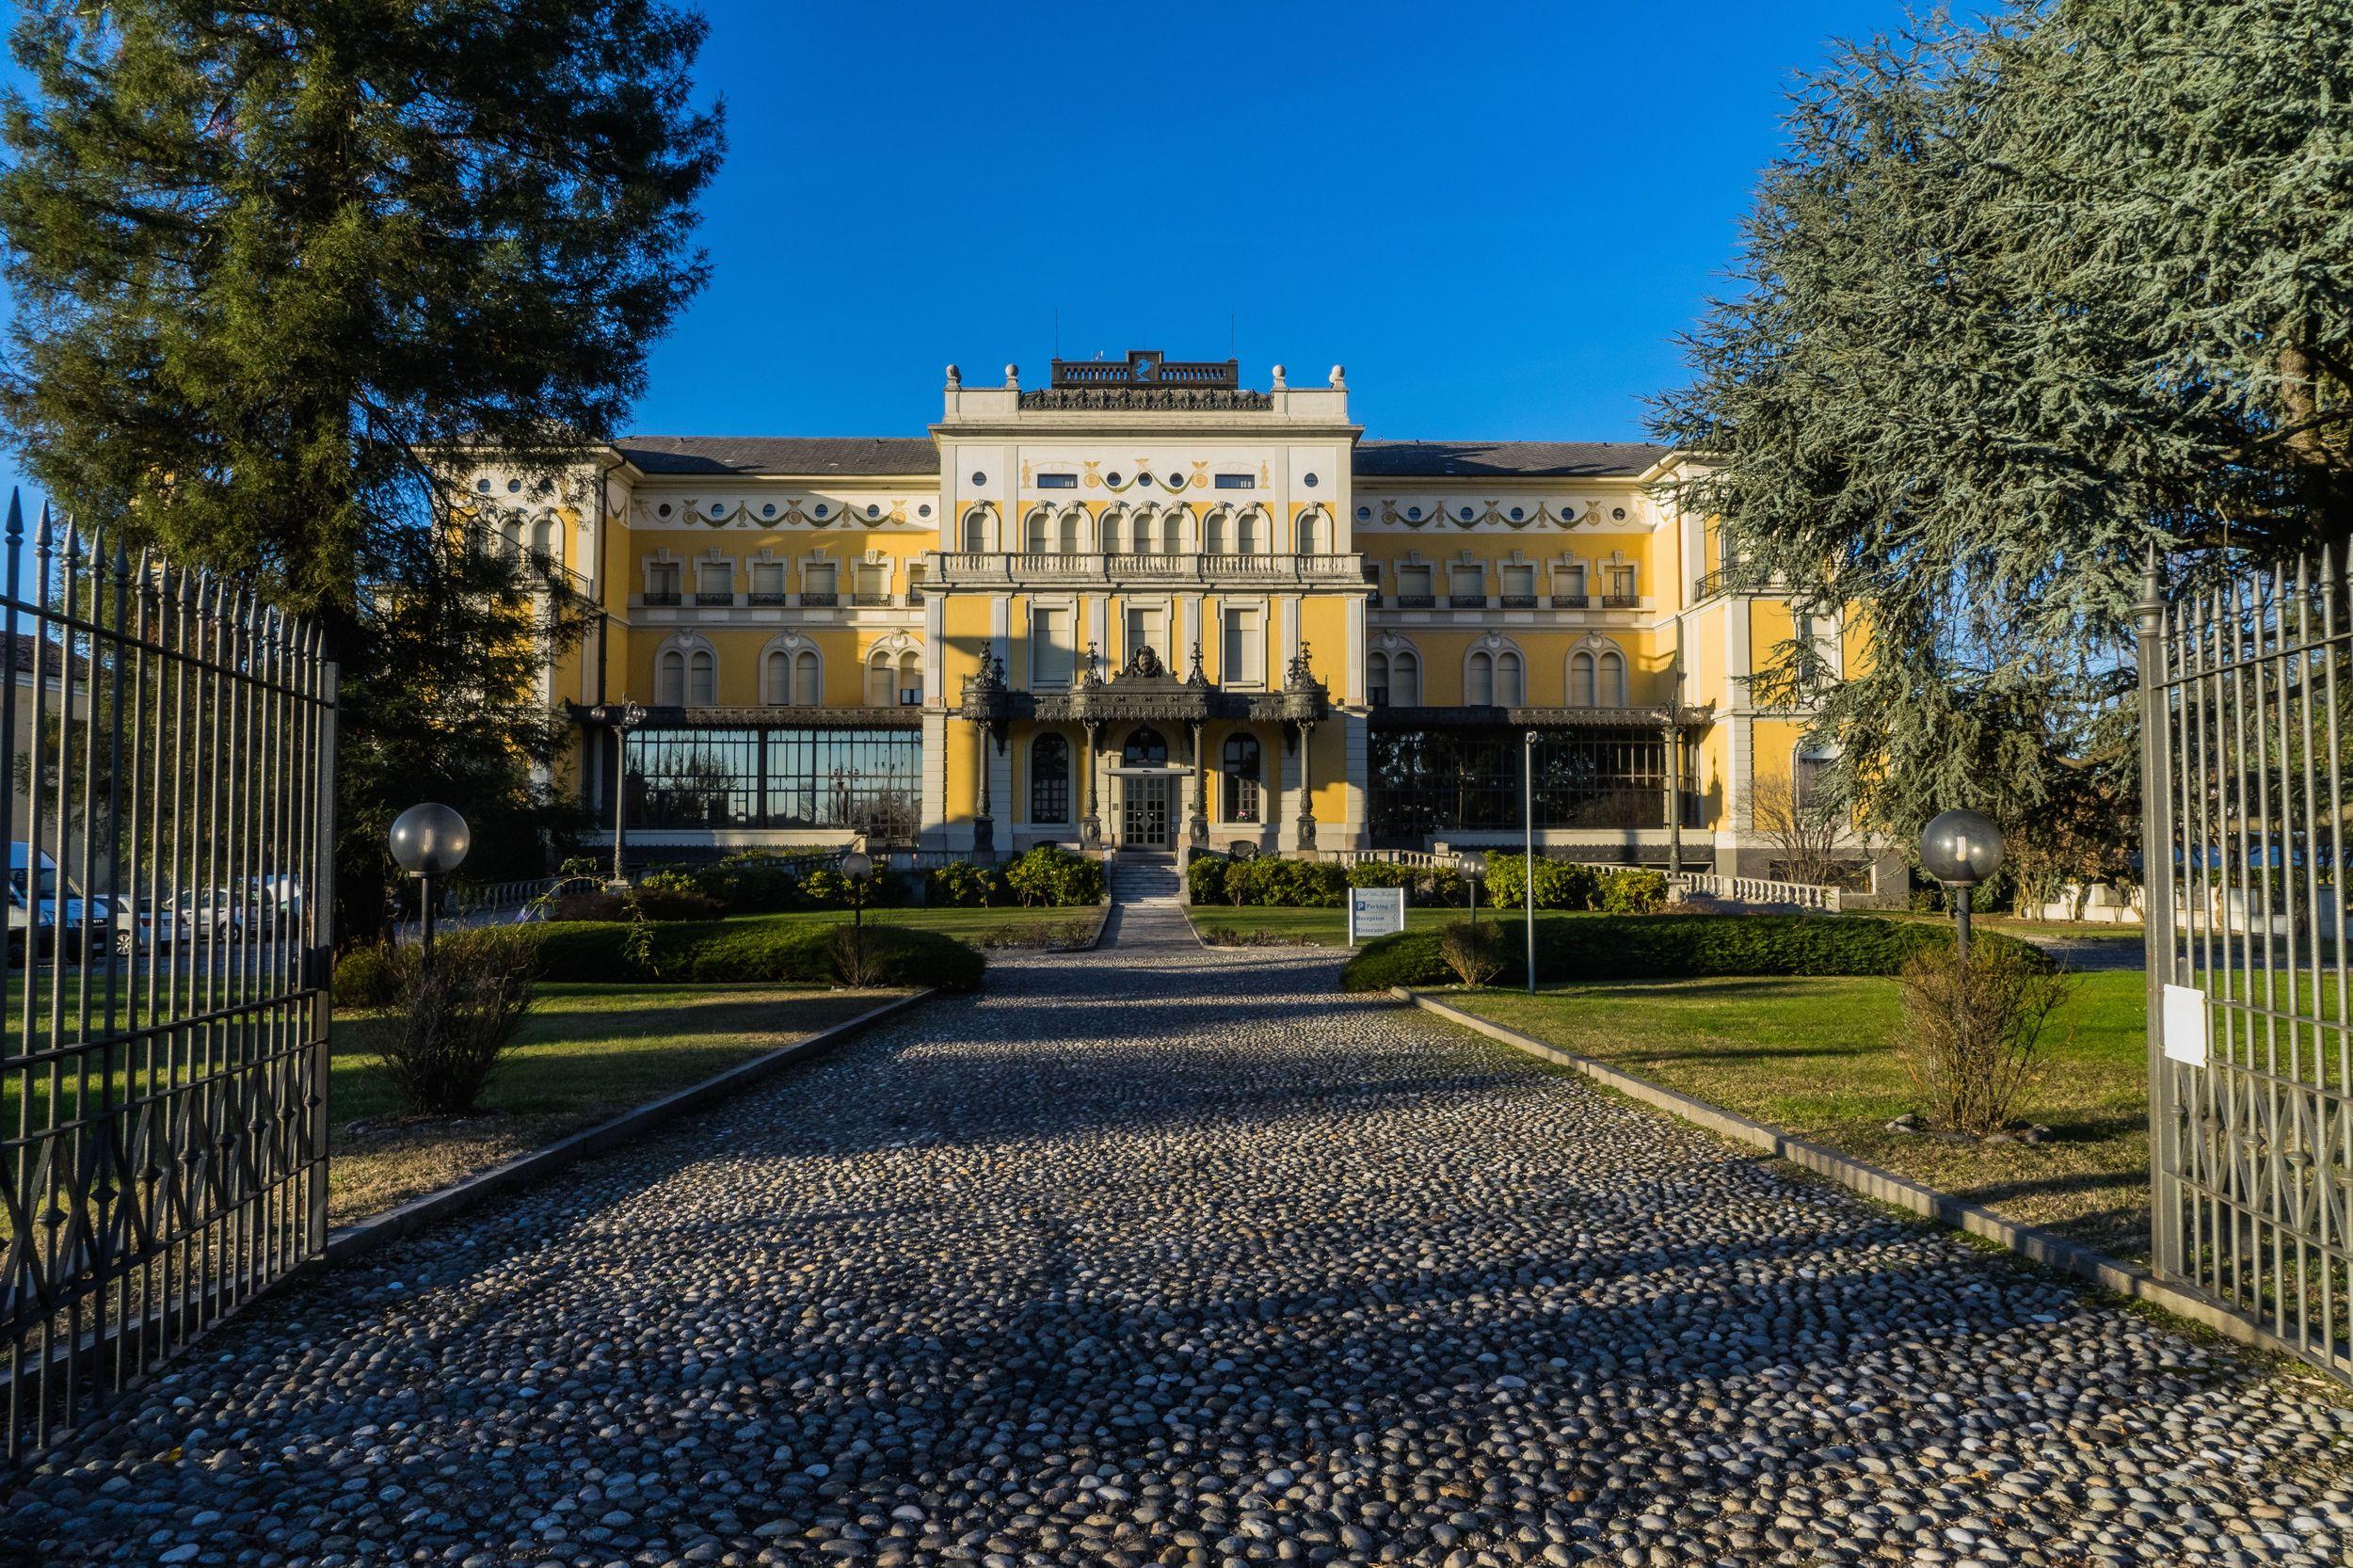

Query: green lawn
[1445,971,2154,1259]
[328,982,903,1224]
[1,982,903,1236]
[1189,905,1475,946]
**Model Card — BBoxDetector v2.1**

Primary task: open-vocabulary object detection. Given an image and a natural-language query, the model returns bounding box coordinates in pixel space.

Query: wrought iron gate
[2139,549,2353,1381]
[1,496,338,1457]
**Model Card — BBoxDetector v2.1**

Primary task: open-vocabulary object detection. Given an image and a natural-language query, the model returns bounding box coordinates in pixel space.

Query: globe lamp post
[389,803,471,955]
[1919,808,2006,962]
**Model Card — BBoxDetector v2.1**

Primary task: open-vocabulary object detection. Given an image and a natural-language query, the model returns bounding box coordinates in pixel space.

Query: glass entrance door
[1122,776,1171,848]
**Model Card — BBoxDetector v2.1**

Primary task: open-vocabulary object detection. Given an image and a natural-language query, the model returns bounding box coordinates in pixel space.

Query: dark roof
[1351,440,1669,479]
[610,434,1671,481]
[614,436,940,477]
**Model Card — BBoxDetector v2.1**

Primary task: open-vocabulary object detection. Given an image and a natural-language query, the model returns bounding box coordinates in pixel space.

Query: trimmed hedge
[1003,844,1107,907]
[1340,914,2050,993]
[509,916,984,993]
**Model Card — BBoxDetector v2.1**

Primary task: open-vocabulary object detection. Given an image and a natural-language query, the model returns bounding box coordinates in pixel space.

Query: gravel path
[7,915,2350,1567]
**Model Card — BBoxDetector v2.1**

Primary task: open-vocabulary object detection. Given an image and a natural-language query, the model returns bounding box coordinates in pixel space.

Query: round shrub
[1186,853,1231,905]
[1005,844,1107,907]
[1482,854,1602,911]
[331,942,401,1010]
[928,860,1006,907]
[1340,913,2052,992]
[1599,869,1670,916]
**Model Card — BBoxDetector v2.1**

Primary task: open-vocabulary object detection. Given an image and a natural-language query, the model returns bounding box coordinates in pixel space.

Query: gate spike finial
[4,488,20,545]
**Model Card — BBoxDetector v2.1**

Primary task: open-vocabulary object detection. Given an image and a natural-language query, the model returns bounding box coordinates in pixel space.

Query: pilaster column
[1294,722,1318,850]
[1188,722,1209,848]
[1081,721,1103,846]
[971,721,995,856]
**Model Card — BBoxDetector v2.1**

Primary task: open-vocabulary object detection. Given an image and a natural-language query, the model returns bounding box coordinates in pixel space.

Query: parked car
[8,841,113,960]
[173,886,254,942]
[110,894,189,956]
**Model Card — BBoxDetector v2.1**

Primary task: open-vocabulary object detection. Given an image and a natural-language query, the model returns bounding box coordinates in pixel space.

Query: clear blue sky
[2,0,1911,506]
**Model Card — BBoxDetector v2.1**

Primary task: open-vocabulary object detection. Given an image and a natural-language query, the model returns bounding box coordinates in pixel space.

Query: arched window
[1497,649,1525,707]
[764,648,792,705]
[1026,508,1052,554]
[1057,508,1080,554]
[658,648,687,706]
[1131,509,1154,554]
[688,648,716,707]
[1393,649,1421,706]
[1030,733,1070,824]
[1466,650,1495,706]
[1160,509,1182,554]
[499,515,524,559]
[1222,733,1262,823]
[530,516,557,563]
[899,650,922,706]
[1368,651,1391,708]
[1122,727,1167,765]
[793,648,821,707]
[1599,648,1627,707]
[1203,508,1229,555]
[1569,649,1597,707]
[866,652,895,707]
[1236,508,1261,554]
[1296,511,1320,555]
[961,508,989,552]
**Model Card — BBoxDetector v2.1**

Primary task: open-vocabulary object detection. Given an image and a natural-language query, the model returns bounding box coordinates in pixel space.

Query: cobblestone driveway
[8,904,2350,1566]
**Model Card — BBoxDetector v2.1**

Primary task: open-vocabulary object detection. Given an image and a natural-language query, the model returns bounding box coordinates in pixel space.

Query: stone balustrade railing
[930,552,1369,588]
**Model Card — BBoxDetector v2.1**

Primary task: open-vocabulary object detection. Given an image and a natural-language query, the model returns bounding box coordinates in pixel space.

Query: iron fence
[2139,548,2353,1382]
[0,494,338,1458]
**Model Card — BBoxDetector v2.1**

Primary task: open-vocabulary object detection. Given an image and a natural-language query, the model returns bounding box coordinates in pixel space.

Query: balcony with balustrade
[926,552,1370,590]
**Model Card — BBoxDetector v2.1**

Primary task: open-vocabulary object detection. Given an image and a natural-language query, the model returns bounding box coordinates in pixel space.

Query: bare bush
[1895,942,2070,1137]
[829,922,887,987]
[1753,769,1854,888]
[1438,920,1507,987]
[378,927,540,1116]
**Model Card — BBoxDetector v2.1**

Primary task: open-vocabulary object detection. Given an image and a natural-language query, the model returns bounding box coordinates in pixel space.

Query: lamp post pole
[1524,730,1538,993]
[612,702,646,887]
[390,803,472,959]
[1919,808,2006,964]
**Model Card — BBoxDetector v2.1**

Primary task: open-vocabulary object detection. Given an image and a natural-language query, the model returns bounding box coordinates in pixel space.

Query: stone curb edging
[320,988,934,1267]
[1395,985,2295,1367]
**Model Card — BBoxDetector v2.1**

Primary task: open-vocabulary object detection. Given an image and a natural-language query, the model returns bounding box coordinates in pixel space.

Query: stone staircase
[1107,853,1182,908]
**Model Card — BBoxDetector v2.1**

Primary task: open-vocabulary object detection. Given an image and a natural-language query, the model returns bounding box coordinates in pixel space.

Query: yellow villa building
[462,352,1891,889]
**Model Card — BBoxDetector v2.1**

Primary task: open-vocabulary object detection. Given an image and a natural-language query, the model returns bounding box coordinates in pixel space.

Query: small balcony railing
[1499,594,1538,609]
[1600,593,1641,609]
[852,593,895,607]
[802,591,840,608]
[694,591,735,606]
[644,590,681,607]
[1395,593,1436,609]
[1550,592,1588,609]
[747,590,789,605]
[1449,594,1489,609]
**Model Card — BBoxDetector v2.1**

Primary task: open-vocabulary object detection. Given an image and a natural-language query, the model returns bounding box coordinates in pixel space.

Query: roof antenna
[1053,306,1060,360]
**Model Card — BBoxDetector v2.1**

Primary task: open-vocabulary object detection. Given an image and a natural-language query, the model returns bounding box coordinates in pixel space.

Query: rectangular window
[803,562,838,605]
[750,561,787,602]
[1032,606,1075,686]
[1501,565,1536,601]
[1222,606,1264,686]
[1214,473,1256,489]
[905,563,927,602]
[854,563,891,603]
[1555,564,1588,605]
[647,562,681,603]
[1124,605,1167,667]
[1368,726,1669,846]
[1397,566,1433,605]
[1037,472,1078,488]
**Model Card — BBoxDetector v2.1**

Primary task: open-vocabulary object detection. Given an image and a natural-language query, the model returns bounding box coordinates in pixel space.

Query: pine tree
[0,2,724,937]
[1653,1,2353,882]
